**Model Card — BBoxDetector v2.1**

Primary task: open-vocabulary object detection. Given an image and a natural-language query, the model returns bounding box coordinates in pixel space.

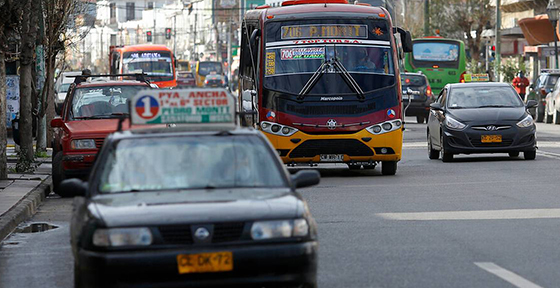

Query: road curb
[0,176,52,242]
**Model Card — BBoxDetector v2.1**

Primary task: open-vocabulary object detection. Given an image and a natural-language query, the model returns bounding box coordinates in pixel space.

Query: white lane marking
[537,150,560,160]
[377,208,560,221]
[475,262,543,288]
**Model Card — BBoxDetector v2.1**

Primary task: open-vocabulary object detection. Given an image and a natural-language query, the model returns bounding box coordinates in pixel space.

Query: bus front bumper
[263,128,402,164]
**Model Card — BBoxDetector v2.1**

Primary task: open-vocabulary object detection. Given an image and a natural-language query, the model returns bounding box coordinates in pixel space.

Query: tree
[0,0,24,178]
[430,0,494,62]
[18,0,40,168]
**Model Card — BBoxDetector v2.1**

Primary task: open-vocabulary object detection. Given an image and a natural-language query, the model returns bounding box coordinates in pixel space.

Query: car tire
[508,151,519,158]
[545,111,552,124]
[440,134,453,162]
[524,150,536,160]
[74,261,83,288]
[536,102,545,123]
[554,109,560,124]
[428,132,439,160]
[416,115,425,124]
[52,152,66,196]
[381,161,397,175]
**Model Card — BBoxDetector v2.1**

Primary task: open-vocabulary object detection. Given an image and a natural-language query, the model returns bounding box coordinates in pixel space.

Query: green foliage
[499,57,527,83]
[34,150,49,158]
[466,59,486,74]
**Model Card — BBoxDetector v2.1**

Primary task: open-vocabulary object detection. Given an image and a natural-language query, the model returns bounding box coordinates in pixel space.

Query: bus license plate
[481,135,502,143]
[320,154,344,162]
[176,252,233,274]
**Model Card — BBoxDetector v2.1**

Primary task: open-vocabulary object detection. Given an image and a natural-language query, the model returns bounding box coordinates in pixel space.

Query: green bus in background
[404,37,467,95]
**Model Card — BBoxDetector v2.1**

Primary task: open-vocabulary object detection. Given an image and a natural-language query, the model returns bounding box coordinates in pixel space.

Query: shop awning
[518,14,558,46]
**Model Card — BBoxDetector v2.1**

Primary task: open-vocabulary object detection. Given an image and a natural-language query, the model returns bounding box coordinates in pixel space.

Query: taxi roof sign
[131,88,235,125]
[463,73,490,82]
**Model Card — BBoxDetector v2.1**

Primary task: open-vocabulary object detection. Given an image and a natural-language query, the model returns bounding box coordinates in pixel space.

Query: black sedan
[401,72,435,123]
[427,82,537,162]
[61,127,320,288]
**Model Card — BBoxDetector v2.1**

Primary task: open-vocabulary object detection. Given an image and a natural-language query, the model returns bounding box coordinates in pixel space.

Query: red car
[50,80,152,196]
[176,71,196,87]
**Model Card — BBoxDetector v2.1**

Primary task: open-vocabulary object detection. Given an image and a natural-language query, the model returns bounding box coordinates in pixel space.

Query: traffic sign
[130,88,235,125]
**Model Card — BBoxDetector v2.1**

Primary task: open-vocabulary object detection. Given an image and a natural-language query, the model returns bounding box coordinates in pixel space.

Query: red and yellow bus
[109,44,177,88]
[239,0,411,175]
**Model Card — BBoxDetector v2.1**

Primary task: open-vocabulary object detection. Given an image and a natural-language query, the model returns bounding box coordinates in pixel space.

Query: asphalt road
[2,119,560,288]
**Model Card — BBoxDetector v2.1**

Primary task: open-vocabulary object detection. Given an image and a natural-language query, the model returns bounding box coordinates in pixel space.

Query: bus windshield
[264,19,394,95]
[122,51,173,78]
[198,62,223,76]
[411,41,461,68]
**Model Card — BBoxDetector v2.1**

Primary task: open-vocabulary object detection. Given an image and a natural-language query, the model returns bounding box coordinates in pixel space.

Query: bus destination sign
[131,88,235,125]
[281,25,368,40]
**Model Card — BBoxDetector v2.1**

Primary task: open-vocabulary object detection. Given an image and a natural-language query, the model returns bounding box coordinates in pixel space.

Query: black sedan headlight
[250,219,309,240]
[444,116,466,130]
[92,227,153,247]
[516,115,534,128]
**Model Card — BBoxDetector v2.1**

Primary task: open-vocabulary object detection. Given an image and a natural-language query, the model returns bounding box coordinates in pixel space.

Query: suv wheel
[554,109,560,124]
[524,150,536,160]
[545,110,553,124]
[381,161,397,175]
[428,132,439,160]
[441,135,453,162]
[535,102,545,123]
[52,152,67,197]
[416,115,425,124]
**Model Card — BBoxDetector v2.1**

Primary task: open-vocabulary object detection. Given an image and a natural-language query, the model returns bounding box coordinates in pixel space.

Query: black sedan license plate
[481,135,502,143]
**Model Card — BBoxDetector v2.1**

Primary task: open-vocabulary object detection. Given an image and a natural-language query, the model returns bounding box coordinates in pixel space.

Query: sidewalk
[0,147,53,241]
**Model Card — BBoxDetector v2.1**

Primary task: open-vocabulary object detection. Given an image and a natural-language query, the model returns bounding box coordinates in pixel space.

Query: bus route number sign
[281,25,368,40]
[131,88,235,124]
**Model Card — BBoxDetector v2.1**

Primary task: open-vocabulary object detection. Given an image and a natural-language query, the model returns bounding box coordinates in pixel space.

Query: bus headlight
[366,120,402,135]
[260,121,298,137]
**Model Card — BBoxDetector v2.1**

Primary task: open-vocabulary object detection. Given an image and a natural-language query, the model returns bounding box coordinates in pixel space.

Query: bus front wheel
[381,161,397,175]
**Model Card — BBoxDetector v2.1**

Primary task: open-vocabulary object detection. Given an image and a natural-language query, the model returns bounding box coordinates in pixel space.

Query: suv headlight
[517,115,534,128]
[251,219,309,240]
[71,139,96,149]
[260,121,298,137]
[93,228,153,247]
[444,116,466,130]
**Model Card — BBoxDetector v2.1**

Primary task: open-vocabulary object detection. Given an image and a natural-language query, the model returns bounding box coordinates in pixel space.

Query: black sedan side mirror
[526,100,538,109]
[291,170,320,189]
[430,103,443,111]
[59,178,88,197]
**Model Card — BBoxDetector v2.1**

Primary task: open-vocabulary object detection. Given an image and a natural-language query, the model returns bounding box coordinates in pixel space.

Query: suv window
[545,74,560,88]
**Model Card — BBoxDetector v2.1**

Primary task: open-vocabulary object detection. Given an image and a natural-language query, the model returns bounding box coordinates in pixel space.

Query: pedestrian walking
[512,71,530,102]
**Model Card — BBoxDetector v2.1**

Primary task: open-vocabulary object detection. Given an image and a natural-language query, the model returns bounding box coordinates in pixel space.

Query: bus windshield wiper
[298,58,365,101]
[298,60,331,101]
[330,58,365,101]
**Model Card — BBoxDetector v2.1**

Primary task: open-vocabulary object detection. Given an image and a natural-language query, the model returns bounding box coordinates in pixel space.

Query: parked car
[50,79,153,195]
[532,70,560,122]
[54,71,82,113]
[401,72,435,123]
[204,73,227,88]
[427,82,537,162]
[176,71,196,87]
[545,79,560,124]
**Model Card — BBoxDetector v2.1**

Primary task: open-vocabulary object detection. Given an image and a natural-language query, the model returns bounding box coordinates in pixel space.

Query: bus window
[413,42,459,62]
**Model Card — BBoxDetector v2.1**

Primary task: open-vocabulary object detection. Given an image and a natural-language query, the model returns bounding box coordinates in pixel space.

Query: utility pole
[495,0,501,82]
[173,15,177,56]
[424,0,430,36]
[227,22,232,90]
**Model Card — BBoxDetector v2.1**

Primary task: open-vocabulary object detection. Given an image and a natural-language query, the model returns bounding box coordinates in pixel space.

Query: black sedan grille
[289,139,373,158]
[158,222,245,245]
[470,138,514,147]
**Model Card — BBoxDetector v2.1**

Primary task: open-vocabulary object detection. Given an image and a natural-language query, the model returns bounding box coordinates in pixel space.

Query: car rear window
[545,75,560,88]
[402,75,426,86]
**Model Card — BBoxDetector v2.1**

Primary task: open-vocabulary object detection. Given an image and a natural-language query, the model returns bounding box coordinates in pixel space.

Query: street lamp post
[547,0,559,69]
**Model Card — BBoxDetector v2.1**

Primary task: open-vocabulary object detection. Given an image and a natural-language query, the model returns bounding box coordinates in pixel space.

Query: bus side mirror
[241,90,256,112]
[394,27,412,53]
[250,29,261,48]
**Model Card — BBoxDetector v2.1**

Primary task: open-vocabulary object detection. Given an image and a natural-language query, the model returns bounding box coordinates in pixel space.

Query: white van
[54,71,81,109]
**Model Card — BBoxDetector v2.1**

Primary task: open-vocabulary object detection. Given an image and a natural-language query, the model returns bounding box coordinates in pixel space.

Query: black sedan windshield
[448,86,524,109]
[98,135,287,193]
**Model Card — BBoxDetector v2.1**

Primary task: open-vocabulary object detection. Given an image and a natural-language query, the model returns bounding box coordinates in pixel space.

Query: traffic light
[487,45,496,62]
[146,31,152,42]
[490,45,496,57]
[165,28,172,40]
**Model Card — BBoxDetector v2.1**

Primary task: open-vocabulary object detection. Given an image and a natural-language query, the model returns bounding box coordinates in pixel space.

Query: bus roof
[246,3,390,19]
[412,37,465,44]
[111,44,172,52]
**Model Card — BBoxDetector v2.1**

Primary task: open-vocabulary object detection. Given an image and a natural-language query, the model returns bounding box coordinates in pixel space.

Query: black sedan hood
[89,189,303,227]
[448,107,526,123]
